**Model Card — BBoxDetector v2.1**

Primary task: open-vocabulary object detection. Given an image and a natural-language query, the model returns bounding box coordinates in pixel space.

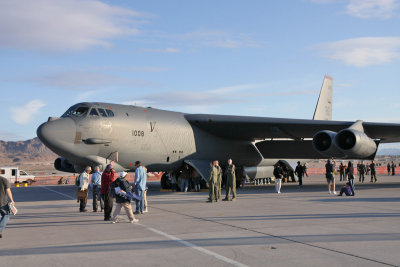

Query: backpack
[75,175,81,187]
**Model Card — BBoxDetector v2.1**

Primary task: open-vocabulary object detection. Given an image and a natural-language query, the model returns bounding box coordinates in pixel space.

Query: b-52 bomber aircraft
[37,75,400,188]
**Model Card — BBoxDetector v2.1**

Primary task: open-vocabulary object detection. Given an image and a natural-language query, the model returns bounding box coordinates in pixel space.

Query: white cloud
[10,100,46,125]
[0,0,144,51]
[141,48,181,53]
[317,37,400,67]
[346,0,399,19]
[126,82,317,109]
[20,71,157,90]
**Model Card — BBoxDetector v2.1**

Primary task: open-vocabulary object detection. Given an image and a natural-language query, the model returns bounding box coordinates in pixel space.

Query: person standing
[223,159,236,201]
[294,161,304,186]
[273,162,283,193]
[303,163,309,177]
[391,161,396,176]
[370,160,377,183]
[346,161,355,196]
[101,164,115,221]
[339,162,345,182]
[192,169,201,192]
[325,159,336,194]
[358,161,366,183]
[215,161,222,200]
[112,172,138,224]
[387,163,391,175]
[134,161,147,214]
[77,166,91,212]
[179,164,191,192]
[241,168,247,188]
[207,161,219,202]
[90,166,103,212]
[0,176,15,238]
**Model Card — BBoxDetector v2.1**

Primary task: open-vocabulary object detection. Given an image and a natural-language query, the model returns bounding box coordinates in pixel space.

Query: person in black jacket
[294,161,304,186]
[346,161,355,196]
[325,159,336,194]
[112,172,138,224]
[273,163,284,193]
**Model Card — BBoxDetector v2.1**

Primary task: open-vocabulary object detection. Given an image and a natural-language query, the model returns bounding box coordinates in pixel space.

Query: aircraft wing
[185,114,400,143]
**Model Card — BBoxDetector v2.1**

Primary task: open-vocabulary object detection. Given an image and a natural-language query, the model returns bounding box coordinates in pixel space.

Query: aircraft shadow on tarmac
[204,212,400,222]
[1,232,400,257]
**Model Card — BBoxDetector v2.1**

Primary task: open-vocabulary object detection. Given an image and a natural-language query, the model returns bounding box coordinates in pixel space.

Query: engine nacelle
[312,130,344,158]
[54,157,77,173]
[334,129,377,158]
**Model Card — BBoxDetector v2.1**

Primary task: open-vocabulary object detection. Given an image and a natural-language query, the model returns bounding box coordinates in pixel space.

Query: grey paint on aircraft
[37,76,400,182]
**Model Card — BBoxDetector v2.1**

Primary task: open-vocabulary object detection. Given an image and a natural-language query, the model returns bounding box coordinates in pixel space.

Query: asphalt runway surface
[1,176,400,267]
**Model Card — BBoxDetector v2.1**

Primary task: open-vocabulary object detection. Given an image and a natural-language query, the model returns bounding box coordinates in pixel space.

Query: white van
[0,167,35,183]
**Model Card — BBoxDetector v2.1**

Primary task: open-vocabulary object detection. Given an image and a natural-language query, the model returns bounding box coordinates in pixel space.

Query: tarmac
[1,175,400,267]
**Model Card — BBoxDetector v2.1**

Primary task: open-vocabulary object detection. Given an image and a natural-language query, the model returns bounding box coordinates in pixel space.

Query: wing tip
[325,74,333,81]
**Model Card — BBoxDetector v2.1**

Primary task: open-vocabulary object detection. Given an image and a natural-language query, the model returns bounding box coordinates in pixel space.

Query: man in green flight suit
[215,161,222,201]
[223,159,236,201]
[207,161,219,202]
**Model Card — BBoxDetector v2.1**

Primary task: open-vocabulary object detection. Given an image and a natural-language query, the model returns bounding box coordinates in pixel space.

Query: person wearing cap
[294,161,304,186]
[134,161,147,214]
[101,164,115,221]
[112,171,138,223]
[77,166,91,212]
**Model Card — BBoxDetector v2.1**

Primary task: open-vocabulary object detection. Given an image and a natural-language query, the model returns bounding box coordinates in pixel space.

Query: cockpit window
[98,108,107,117]
[89,108,99,116]
[72,107,89,117]
[106,109,114,117]
[61,104,79,117]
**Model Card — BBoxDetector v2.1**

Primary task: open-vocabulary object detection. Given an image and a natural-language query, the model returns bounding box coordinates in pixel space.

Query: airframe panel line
[39,186,76,200]
[137,223,248,267]
[36,186,248,267]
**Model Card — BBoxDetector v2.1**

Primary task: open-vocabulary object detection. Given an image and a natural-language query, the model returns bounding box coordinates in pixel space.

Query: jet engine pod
[54,157,76,173]
[334,129,377,158]
[312,130,344,158]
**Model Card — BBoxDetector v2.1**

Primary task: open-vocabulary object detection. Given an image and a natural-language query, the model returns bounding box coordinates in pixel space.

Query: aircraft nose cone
[37,117,76,152]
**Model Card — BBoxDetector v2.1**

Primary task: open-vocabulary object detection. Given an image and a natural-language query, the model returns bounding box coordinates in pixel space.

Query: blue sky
[1,0,400,150]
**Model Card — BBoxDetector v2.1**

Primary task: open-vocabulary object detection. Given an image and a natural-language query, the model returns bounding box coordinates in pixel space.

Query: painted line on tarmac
[36,186,247,267]
[39,186,76,200]
[138,223,248,267]
[151,206,398,267]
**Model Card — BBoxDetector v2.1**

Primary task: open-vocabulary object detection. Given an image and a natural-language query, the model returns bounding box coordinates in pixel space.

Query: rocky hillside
[0,137,58,164]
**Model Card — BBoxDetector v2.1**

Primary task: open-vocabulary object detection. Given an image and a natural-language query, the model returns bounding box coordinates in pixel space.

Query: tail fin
[313,75,333,120]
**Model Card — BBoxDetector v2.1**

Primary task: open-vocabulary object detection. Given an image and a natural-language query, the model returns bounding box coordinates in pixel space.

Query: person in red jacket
[101,164,115,221]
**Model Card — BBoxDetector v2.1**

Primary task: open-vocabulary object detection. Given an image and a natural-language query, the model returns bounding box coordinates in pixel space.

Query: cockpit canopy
[61,103,114,118]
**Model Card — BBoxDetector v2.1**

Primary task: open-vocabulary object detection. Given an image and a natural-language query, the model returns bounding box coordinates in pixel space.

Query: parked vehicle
[0,166,35,183]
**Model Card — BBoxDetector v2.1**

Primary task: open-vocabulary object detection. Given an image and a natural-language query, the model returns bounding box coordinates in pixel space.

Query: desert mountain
[0,137,57,165]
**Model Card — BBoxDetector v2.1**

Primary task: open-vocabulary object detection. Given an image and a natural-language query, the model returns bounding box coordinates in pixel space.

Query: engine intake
[54,157,76,173]
[312,130,344,158]
[334,129,377,158]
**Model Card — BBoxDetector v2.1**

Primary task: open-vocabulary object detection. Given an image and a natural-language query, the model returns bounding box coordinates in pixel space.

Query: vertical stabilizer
[313,75,333,120]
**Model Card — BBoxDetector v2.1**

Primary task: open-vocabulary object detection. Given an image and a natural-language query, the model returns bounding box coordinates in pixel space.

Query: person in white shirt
[77,166,91,212]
